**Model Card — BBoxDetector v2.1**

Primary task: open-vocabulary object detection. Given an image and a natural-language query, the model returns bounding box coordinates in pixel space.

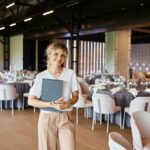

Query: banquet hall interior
[0,0,150,150]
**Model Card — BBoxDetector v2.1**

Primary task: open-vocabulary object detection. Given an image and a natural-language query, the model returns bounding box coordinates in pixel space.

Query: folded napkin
[144,88,150,93]
[23,80,34,87]
[6,80,16,83]
[91,84,106,89]
[111,82,119,85]
[110,87,120,95]
[128,88,138,97]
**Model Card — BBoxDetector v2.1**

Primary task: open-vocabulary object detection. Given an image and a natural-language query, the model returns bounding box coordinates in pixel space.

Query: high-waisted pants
[38,112,76,150]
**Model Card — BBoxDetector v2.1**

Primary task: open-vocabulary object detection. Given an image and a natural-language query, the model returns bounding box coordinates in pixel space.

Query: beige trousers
[38,112,76,150]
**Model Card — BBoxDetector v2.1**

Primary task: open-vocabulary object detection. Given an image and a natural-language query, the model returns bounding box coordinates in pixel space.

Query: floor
[0,108,133,150]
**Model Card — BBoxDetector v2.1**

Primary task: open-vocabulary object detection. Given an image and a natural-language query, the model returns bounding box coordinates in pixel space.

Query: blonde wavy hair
[45,43,68,66]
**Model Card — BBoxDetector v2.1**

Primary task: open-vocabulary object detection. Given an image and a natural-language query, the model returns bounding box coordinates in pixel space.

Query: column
[105,30,131,78]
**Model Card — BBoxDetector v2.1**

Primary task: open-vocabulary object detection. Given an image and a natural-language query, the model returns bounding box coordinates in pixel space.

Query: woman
[28,43,79,150]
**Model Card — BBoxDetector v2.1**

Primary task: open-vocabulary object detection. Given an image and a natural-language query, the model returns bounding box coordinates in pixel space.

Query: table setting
[88,79,150,127]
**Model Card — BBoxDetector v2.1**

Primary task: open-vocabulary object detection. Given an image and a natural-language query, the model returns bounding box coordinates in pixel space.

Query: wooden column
[105,30,131,78]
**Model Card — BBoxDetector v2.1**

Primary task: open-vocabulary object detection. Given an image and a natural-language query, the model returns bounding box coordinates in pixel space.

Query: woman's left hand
[51,100,70,110]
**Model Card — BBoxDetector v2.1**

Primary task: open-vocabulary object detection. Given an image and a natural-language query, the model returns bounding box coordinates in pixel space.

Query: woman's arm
[28,90,79,110]
[51,90,79,110]
[68,90,78,106]
[28,95,53,108]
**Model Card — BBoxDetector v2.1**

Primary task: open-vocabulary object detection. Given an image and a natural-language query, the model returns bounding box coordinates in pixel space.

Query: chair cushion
[85,99,93,107]
[115,106,121,112]
[83,94,89,99]
[125,107,130,114]
[143,138,150,150]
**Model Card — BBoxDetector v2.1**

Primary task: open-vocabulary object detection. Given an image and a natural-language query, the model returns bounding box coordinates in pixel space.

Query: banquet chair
[130,111,150,150]
[23,92,36,112]
[0,84,19,115]
[92,93,121,133]
[108,132,132,150]
[79,79,90,94]
[122,97,150,129]
[79,80,93,118]
[73,83,93,124]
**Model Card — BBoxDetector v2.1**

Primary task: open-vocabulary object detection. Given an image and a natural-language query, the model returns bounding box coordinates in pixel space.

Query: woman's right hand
[50,97,69,110]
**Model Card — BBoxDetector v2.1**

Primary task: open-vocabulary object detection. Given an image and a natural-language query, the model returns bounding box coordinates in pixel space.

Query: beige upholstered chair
[130,111,150,150]
[122,97,150,129]
[73,83,93,124]
[91,93,102,127]
[108,132,132,150]
[92,93,121,133]
[0,84,19,115]
[79,79,90,94]
[78,79,93,118]
[133,71,146,84]
[23,92,36,112]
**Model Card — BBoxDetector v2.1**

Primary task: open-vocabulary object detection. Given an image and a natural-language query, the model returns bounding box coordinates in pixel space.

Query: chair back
[99,94,116,114]
[0,84,18,100]
[129,97,150,113]
[132,111,150,138]
[79,81,89,94]
[92,93,116,114]
[0,87,5,100]
[73,83,85,108]
[92,93,101,113]
[130,111,150,150]
[130,117,142,150]
[108,132,132,150]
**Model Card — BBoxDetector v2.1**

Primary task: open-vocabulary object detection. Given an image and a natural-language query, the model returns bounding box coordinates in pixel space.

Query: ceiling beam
[10,7,17,19]
[15,2,40,10]
[133,28,150,34]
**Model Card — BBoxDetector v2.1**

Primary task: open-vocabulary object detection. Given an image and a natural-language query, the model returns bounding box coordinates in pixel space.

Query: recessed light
[6,3,15,8]
[140,3,144,6]
[0,27,5,30]
[9,23,16,27]
[66,1,80,7]
[121,7,126,10]
[24,18,32,22]
[43,10,54,16]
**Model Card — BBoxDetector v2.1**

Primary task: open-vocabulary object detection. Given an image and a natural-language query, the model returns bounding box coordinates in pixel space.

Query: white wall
[0,36,4,70]
[10,34,23,70]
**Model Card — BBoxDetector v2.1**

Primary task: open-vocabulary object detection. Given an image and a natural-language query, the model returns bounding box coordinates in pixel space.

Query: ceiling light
[140,3,144,6]
[66,1,80,7]
[24,18,32,22]
[121,7,126,10]
[43,10,54,16]
[0,27,5,30]
[6,2,15,8]
[9,23,16,27]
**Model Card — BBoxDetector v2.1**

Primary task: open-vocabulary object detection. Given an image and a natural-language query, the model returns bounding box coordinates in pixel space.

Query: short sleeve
[29,74,42,98]
[71,71,79,93]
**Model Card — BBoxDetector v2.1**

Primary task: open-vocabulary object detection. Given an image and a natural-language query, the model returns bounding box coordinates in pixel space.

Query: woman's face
[48,48,67,68]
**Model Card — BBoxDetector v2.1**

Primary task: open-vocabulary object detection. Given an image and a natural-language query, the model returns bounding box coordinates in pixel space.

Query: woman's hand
[54,97,65,104]
[50,97,70,110]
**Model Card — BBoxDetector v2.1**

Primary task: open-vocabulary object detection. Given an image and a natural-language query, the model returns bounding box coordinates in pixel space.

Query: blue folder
[41,78,63,112]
